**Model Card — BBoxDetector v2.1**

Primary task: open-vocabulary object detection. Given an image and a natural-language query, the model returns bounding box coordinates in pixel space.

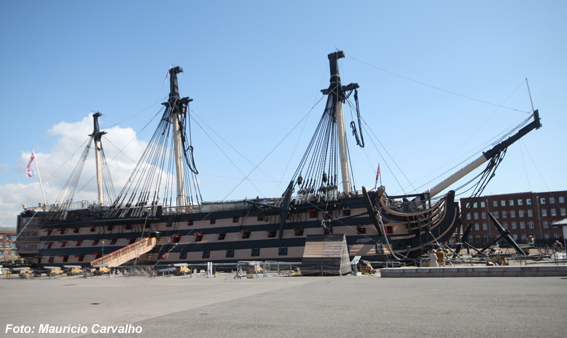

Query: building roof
[552,218,567,227]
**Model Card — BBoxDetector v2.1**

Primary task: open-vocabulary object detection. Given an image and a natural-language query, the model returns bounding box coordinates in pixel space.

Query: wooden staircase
[90,237,158,267]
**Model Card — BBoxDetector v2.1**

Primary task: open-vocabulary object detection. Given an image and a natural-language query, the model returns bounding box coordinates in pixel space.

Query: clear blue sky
[1,1,566,227]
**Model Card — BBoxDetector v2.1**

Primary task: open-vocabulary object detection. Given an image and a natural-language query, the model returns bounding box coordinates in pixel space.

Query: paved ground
[1,274,566,337]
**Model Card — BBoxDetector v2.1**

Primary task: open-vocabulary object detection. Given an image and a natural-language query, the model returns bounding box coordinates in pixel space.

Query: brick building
[460,190,566,247]
[0,229,18,259]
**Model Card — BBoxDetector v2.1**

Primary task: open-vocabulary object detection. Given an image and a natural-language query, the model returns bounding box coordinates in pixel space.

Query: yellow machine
[65,265,83,276]
[487,248,509,266]
[92,264,110,275]
[45,266,64,276]
[0,267,11,277]
[13,267,33,278]
[358,260,376,274]
[174,263,190,276]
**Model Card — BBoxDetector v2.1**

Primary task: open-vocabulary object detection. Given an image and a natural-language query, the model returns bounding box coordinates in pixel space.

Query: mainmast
[90,112,106,205]
[168,66,188,207]
[323,51,359,195]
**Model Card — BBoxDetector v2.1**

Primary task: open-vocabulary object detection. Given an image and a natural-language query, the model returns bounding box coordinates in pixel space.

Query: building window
[476,236,481,243]
[543,221,549,229]
[474,213,479,220]
[527,199,532,205]
[528,210,533,217]
[561,208,566,216]
[482,223,487,231]
[482,212,486,219]
[251,248,260,257]
[528,221,534,229]
[202,249,210,259]
[509,200,514,206]
[493,201,498,207]
[513,235,518,241]
[544,234,550,240]
[551,209,556,216]
[554,234,560,239]
[501,200,506,207]
[494,212,499,219]
[279,247,288,256]
[511,222,517,230]
[466,214,472,220]
[520,222,525,229]
[518,199,523,206]
[62,256,69,263]
[473,202,478,208]
[559,197,565,203]
[550,197,555,204]
[475,224,480,231]
[484,235,489,243]
[480,202,485,208]
[540,198,546,204]
[510,211,515,218]
[502,211,507,218]
[503,222,508,229]
[519,210,524,217]
[179,250,187,259]
[466,203,470,208]
[226,248,234,258]
[468,236,473,244]
[541,209,547,217]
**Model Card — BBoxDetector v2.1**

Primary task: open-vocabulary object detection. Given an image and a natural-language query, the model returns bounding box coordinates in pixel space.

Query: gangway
[90,236,158,268]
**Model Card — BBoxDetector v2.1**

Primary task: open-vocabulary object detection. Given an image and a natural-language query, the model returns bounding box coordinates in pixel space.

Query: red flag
[374,163,380,189]
[27,153,36,177]
[163,66,171,85]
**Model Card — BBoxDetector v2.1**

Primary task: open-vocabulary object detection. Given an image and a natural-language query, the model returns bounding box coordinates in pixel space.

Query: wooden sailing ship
[16,51,541,268]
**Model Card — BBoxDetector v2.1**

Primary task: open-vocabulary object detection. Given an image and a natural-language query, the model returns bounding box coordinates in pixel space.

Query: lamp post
[101,241,105,265]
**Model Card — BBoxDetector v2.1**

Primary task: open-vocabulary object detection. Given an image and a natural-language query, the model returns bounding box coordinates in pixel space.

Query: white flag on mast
[27,153,37,177]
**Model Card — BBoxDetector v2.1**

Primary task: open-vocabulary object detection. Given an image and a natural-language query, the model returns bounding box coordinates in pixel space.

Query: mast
[90,112,106,206]
[168,66,186,207]
[325,51,359,195]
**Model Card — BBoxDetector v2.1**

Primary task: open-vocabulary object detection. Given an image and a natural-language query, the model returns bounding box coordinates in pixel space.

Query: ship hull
[17,190,460,267]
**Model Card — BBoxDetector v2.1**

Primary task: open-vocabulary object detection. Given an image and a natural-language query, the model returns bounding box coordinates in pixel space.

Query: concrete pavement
[1,274,566,337]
